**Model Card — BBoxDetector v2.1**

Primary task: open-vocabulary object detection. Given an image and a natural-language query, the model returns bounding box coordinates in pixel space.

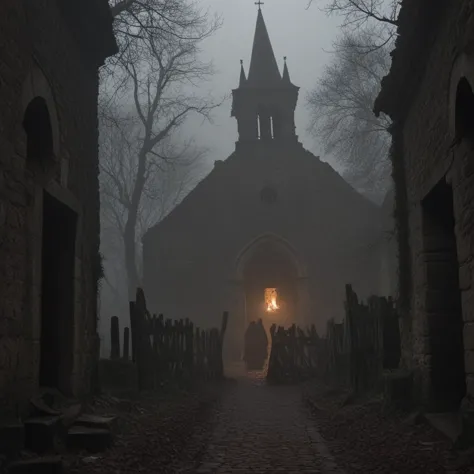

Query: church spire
[230,5,300,145]
[239,59,247,87]
[247,8,281,87]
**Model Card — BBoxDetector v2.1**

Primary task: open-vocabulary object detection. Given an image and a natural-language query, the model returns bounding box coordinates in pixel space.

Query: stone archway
[226,234,309,360]
[21,64,60,159]
[21,65,78,396]
[448,53,474,139]
[235,234,307,282]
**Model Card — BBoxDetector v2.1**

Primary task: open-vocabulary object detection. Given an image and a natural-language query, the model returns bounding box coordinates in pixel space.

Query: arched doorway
[232,234,306,361]
[23,95,77,396]
[242,242,298,329]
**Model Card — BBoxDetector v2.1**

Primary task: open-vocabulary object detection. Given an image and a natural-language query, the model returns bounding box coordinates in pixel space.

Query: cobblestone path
[195,367,344,473]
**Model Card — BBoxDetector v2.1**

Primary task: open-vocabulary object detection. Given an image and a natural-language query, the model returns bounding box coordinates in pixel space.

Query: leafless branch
[307,0,399,55]
[99,6,220,297]
[306,26,393,200]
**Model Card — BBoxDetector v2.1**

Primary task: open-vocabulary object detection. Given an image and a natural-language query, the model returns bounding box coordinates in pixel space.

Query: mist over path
[193,364,344,473]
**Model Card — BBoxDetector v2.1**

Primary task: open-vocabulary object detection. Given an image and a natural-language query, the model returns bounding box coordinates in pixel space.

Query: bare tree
[100,1,219,295]
[99,107,206,299]
[306,28,392,201]
[308,0,399,47]
[104,0,221,86]
[316,0,399,25]
[109,0,219,38]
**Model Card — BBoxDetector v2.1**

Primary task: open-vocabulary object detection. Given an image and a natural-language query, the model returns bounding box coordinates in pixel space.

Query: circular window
[260,186,278,205]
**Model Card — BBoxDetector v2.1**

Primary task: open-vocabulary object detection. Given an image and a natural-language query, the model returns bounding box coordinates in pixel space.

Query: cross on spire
[255,1,264,10]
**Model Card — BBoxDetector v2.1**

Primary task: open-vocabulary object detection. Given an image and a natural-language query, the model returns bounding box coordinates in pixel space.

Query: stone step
[73,414,117,431]
[29,398,60,417]
[0,423,25,455]
[24,417,60,454]
[67,426,112,453]
[59,404,82,429]
[7,456,63,474]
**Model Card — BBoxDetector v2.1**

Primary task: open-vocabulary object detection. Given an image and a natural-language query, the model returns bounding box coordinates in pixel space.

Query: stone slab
[24,417,60,454]
[67,426,112,453]
[73,414,117,431]
[0,423,25,454]
[7,456,63,474]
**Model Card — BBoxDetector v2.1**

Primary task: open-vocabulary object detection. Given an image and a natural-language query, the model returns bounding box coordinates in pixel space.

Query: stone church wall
[0,0,112,414]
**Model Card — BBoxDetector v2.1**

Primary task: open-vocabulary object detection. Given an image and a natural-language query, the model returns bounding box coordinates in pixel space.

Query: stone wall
[0,0,111,414]
[392,0,474,409]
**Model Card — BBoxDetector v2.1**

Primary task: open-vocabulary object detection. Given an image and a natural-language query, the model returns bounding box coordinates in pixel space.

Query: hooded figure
[244,319,268,370]
[256,319,268,362]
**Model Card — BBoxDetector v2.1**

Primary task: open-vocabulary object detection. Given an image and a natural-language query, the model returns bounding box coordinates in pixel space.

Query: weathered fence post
[134,288,153,391]
[110,316,120,360]
[345,284,359,393]
[129,301,137,363]
[123,326,130,360]
[216,311,229,379]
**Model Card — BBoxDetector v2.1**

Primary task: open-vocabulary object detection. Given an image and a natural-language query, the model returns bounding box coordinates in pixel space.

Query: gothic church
[142,8,382,358]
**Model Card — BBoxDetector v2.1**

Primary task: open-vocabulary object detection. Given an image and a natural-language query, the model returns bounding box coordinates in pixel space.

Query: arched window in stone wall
[20,65,61,175]
[455,78,474,141]
[449,54,474,141]
[23,97,54,167]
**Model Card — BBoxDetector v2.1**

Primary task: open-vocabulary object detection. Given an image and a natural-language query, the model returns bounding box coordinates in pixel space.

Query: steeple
[247,9,281,87]
[231,7,300,146]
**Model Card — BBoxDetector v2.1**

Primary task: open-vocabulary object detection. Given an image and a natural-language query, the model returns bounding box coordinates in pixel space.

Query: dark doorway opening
[23,97,54,170]
[455,78,474,142]
[422,178,465,411]
[39,192,77,395]
[243,242,298,333]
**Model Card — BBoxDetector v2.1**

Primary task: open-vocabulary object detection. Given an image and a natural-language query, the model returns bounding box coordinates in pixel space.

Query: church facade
[143,9,382,358]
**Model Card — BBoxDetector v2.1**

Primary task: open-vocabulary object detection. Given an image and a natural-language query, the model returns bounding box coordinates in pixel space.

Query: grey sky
[184,0,341,171]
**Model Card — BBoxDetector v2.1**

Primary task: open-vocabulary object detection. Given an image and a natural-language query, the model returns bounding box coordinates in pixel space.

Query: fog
[4,1,467,470]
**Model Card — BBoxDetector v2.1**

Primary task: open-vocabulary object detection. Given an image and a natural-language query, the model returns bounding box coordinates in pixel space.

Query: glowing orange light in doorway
[265,288,279,312]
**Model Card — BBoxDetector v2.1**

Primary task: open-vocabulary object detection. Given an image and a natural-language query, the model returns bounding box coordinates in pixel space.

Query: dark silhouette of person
[256,318,268,363]
[244,319,268,370]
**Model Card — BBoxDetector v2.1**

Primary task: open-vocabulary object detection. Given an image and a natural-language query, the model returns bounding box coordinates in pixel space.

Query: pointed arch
[21,63,60,158]
[448,53,474,139]
[234,233,307,281]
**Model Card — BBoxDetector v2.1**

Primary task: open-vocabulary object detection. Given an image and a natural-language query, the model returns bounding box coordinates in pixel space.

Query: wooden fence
[325,284,400,393]
[267,284,400,392]
[108,288,228,391]
[267,324,321,384]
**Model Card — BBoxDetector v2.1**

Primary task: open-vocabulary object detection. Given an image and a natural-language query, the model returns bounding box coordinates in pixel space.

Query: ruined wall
[377,189,397,298]
[0,0,105,413]
[398,0,474,408]
[143,139,381,352]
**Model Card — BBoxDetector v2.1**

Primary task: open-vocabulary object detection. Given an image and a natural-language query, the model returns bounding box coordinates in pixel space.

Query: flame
[265,288,279,312]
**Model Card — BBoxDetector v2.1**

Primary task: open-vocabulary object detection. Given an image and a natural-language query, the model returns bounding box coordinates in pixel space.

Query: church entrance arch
[235,234,306,337]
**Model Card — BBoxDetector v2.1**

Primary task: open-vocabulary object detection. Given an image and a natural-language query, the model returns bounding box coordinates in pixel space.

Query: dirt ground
[57,370,474,473]
[303,382,474,474]
[65,380,229,474]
